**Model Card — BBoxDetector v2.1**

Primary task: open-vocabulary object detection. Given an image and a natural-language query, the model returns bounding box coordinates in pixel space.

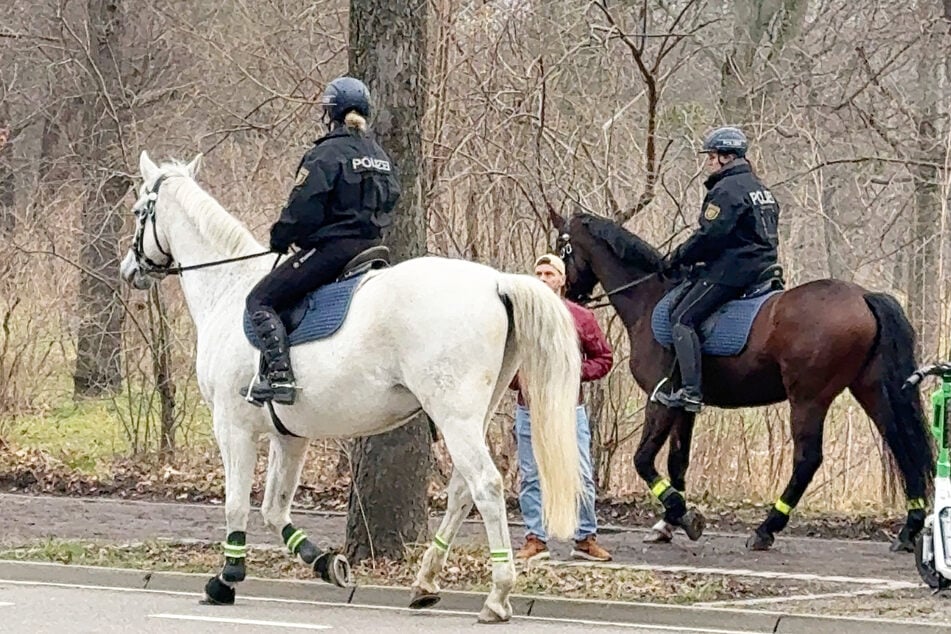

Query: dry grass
[0,538,842,605]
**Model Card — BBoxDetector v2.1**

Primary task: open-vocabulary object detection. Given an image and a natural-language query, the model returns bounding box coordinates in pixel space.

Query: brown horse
[551,209,933,551]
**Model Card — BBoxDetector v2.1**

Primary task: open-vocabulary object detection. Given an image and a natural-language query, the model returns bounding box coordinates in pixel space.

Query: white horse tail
[497,274,582,540]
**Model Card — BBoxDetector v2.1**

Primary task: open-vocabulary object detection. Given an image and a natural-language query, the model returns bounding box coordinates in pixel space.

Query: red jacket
[510,299,614,406]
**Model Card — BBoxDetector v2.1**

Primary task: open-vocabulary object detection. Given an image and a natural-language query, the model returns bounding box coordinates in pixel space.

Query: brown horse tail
[863,292,935,496]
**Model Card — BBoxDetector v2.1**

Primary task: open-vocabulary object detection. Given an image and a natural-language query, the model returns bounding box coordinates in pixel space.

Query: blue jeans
[514,404,598,542]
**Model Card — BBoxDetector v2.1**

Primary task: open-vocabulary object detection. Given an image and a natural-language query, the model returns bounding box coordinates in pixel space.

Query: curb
[0,560,946,633]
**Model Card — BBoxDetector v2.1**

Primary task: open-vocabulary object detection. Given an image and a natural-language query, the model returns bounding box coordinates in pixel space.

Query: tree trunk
[0,107,14,234]
[148,286,177,460]
[720,0,808,122]
[344,0,432,562]
[906,7,945,361]
[820,178,850,280]
[73,0,131,397]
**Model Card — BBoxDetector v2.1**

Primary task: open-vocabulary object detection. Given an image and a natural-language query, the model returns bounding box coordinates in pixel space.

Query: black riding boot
[244,310,297,406]
[657,323,703,413]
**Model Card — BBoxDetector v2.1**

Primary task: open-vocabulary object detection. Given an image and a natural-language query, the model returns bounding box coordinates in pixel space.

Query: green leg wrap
[490,549,512,564]
[282,525,308,555]
[650,477,686,523]
[762,499,793,534]
[222,531,247,583]
[433,533,450,553]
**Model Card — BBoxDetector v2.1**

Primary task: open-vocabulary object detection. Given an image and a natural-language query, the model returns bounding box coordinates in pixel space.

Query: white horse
[119,151,583,623]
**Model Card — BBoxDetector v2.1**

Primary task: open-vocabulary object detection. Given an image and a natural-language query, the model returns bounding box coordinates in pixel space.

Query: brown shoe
[515,535,550,562]
[571,535,612,562]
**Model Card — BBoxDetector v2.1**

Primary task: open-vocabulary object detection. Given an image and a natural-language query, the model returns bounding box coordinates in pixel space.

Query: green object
[932,372,951,479]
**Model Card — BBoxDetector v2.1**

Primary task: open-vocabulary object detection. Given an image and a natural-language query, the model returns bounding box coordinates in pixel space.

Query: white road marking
[543,559,919,587]
[0,578,768,632]
[0,602,13,607]
[519,615,771,634]
[150,613,330,630]
[3,575,938,634]
[694,585,901,607]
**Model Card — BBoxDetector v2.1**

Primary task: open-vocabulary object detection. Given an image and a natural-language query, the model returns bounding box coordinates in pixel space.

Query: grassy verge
[1,387,215,472]
[0,538,842,605]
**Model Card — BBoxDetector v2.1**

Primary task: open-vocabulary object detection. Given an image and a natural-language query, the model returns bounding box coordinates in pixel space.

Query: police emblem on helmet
[700,126,748,158]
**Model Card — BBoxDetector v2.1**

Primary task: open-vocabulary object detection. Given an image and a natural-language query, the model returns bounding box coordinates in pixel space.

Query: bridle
[557,231,657,309]
[131,174,272,279]
[131,174,175,276]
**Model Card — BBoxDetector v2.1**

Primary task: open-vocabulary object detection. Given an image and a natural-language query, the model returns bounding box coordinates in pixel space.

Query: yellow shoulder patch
[704,203,720,220]
[294,166,309,187]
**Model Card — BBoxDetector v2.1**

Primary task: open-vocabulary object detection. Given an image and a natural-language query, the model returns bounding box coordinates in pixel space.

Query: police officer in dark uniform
[243,76,401,405]
[655,126,780,413]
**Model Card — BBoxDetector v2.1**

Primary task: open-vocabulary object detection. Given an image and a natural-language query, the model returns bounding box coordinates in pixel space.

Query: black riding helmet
[699,126,748,158]
[320,76,371,124]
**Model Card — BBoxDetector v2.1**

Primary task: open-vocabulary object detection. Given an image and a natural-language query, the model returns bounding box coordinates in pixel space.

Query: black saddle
[340,245,391,280]
[279,246,391,333]
[740,264,785,299]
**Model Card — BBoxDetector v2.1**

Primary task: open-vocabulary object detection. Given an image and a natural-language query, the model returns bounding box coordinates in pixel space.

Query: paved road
[0,580,754,634]
[0,494,918,584]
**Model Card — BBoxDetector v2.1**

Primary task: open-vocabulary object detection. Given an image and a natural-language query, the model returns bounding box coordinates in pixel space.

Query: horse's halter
[558,230,656,309]
[132,174,176,278]
[130,173,273,279]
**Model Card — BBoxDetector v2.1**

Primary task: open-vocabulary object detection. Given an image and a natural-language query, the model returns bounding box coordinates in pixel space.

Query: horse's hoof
[201,575,235,605]
[477,603,511,624]
[890,534,915,553]
[409,587,441,610]
[221,560,246,583]
[314,551,353,588]
[643,519,674,543]
[298,539,319,565]
[746,530,774,551]
[680,508,706,541]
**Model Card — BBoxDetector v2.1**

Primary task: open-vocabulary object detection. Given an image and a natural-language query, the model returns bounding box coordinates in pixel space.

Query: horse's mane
[577,213,662,272]
[159,160,261,255]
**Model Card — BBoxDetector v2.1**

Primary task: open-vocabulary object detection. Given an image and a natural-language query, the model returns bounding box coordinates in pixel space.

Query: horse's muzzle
[120,250,154,290]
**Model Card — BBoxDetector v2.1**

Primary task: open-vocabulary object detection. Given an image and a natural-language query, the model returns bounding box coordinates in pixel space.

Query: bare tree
[0,120,12,234]
[906,5,949,360]
[72,0,133,397]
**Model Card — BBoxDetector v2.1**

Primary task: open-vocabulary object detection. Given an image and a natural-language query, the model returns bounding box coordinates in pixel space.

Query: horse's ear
[139,151,159,183]
[548,206,567,232]
[185,153,203,177]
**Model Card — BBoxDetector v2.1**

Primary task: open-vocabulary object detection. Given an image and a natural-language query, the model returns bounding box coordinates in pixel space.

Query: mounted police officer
[656,126,780,413]
[243,76,401,405]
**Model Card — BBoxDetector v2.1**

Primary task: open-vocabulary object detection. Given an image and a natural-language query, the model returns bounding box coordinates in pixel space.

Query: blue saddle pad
[651,283,779,356]
[243,273,365,350]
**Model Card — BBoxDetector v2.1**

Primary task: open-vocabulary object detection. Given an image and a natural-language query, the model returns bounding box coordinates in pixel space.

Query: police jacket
[269,126,401,252]
[668,160,779,288]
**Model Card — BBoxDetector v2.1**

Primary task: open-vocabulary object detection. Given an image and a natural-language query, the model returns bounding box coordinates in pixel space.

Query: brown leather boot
[570,535,612,562]
[515,535,549,562]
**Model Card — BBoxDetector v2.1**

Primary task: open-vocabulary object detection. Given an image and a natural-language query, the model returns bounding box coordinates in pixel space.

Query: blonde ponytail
[344,111,368,133]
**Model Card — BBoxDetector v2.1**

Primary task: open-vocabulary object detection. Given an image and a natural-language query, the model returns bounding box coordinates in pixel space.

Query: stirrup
[241,375,299,406]
[655,387,703,413]
[649,377,670,404]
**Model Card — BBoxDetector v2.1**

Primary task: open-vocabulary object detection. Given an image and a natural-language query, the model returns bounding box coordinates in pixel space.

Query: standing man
[512,253,614,562]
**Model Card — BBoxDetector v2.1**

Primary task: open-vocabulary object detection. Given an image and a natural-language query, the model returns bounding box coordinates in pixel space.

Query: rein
[162,250,275,276]
[556,229,660,310]
[583,273,657,309]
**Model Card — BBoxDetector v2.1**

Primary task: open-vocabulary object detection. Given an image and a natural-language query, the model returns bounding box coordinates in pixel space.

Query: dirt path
[0,493,919,585]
